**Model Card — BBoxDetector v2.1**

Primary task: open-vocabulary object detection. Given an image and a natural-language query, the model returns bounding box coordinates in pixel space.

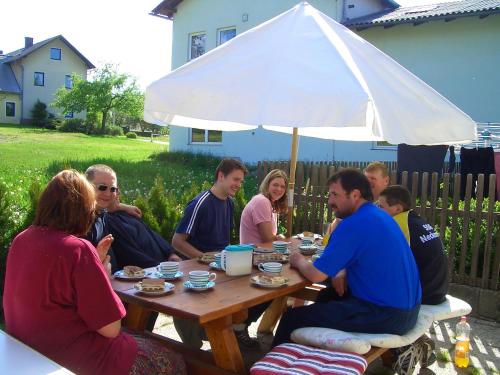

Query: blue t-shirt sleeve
[313,220,360,277]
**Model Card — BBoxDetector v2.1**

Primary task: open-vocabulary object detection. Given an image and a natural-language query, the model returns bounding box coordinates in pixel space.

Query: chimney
[25,37,34,48]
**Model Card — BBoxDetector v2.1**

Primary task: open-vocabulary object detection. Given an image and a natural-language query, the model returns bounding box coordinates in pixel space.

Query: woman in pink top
[3,170,186,375]
[240,169,288,244]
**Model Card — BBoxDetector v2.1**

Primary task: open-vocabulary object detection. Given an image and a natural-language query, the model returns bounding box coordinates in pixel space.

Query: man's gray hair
[85,164,116,182]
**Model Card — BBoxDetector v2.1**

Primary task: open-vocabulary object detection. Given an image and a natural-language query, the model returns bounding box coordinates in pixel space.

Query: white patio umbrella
[145,1,476,235]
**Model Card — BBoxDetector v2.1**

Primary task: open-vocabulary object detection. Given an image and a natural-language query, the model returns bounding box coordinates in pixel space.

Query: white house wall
[16,39,88,121]
[168,0,499,163]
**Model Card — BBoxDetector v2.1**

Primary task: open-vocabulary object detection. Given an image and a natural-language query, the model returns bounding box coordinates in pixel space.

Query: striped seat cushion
[250,343,367,375]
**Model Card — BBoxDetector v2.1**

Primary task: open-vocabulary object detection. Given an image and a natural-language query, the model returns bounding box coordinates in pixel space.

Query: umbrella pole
[286,127,299,237]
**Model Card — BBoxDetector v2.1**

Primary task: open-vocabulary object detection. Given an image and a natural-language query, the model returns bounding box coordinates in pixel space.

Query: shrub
[105,125,124,136]
[58,119,86,133]
[126,132,137,139]
[31,100,49,127]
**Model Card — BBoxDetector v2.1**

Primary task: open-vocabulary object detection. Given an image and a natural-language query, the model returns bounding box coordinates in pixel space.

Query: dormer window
[50,48,61,60]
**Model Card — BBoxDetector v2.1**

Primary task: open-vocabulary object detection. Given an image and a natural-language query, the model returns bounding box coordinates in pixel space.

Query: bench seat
[290,295,472,353]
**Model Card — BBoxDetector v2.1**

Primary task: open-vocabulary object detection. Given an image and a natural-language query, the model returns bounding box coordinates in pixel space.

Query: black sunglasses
[96,184,119,193]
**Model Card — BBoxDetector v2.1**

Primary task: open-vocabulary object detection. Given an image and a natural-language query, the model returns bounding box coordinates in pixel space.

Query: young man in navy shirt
[173,158,268,349]
[273,169,421,347]
[173,158,247,258]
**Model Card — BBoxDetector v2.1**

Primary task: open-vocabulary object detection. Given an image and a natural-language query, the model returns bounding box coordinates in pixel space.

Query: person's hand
[96,234,114,262]
[102,255,112,276]
[289,251,305,269]
[168,253,181,262]
[275,233,286,240]
[120,204,142,218]
[331,269,347,296]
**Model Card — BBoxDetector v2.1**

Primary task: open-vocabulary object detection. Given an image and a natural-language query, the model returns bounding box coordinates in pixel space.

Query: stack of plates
[316,245,325,257]
[272,241,288,253]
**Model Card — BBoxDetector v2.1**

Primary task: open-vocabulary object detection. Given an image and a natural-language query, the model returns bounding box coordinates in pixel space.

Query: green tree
[31,100,49,127]
[53,64,144,133]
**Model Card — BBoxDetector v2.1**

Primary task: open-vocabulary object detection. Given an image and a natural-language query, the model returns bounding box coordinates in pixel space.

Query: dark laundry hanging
[459,147,495,200]
[397,144,449,193]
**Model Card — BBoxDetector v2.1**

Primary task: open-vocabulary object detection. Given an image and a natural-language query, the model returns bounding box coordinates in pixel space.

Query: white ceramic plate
[253,247,275,253]
[114,270,149,281]
[184,280,215,291]
[134,281,175,296]
[250,275,289,288]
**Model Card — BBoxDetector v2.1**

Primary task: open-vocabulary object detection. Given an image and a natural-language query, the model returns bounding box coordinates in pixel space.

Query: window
[34,72,45,86]
[50,48,61,60]
[6,102,15,117]
[189,32,206,60]
[190,128,222,144]
[218,27,236,45]
[64,112,74,118]
[65,75,73,89]
[372,140,397,150]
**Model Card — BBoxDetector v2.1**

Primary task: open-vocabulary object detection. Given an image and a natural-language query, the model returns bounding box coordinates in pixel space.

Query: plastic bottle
[454,316,471,368]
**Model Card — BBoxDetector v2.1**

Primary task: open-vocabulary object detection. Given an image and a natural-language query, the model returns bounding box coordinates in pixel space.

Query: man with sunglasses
[85,164,180,272]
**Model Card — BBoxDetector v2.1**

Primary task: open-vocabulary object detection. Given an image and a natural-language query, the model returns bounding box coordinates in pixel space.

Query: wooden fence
[257,161,500,291]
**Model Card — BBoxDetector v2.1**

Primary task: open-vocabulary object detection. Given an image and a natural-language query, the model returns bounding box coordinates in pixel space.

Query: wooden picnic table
[111,239,311,375]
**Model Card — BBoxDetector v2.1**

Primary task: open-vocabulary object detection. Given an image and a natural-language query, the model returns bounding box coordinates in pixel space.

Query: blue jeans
[272,292,420,347]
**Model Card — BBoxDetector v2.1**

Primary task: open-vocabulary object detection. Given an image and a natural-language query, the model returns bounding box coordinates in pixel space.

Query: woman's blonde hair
[259,169,288,214]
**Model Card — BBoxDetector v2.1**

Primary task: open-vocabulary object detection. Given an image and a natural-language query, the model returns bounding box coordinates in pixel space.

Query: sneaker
[234,327,260,349]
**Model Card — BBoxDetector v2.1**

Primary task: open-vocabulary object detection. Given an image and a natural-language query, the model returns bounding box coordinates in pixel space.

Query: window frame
[217,27,236,46]
[189,32,206,60]
[189,128,222,144]
[65,74,73,89]
[50,48,61,60]
[34,72,45,86]
[5,102,15,117]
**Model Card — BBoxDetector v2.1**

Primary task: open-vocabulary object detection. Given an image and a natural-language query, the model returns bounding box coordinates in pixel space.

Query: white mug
[258,262,283,275]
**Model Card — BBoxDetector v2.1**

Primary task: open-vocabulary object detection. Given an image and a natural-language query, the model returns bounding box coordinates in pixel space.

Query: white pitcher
[220,244,253,276]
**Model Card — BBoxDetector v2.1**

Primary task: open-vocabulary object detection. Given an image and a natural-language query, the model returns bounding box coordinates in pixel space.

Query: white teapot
[220,244,253,276]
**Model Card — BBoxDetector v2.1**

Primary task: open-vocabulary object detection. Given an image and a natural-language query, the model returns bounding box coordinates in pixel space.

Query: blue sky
[1,0,453,90]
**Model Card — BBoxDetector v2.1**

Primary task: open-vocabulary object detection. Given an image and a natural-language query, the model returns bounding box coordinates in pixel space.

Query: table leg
[257,296,288,333]
[123,303,151,332]
[203,315,246,375]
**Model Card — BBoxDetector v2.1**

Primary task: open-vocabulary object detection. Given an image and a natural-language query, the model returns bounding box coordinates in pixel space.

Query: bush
[105,125,124,136]
[126,132,137,139]
[58,119,87,133]
[31,100,49,127]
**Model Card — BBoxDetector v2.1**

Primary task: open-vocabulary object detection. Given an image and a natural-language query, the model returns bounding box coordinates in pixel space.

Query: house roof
[0,62,21,94]
[2,35,95,69]
[343,0,500,28]
[150,0,183,20]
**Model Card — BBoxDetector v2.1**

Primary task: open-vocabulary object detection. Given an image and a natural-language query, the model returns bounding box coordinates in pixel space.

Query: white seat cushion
[291,310,434,351]
[291,328,372,354]
[420,295,472,321]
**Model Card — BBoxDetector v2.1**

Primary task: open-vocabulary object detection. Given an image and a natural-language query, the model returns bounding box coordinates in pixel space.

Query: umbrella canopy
[145,1,477,235]
[145,1,476,145]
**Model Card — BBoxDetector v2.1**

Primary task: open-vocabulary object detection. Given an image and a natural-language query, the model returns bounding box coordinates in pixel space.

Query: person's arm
[172,233,203,258]
[107,195,142,218]
[290,251,328,283]
[257,221,279,243]
[97,319,121,338]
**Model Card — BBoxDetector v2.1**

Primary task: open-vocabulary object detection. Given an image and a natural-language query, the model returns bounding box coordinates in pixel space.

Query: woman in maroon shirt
[3,170,186,375]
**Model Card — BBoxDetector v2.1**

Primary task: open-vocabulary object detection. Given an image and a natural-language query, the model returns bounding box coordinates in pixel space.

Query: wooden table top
[111,242,311,325]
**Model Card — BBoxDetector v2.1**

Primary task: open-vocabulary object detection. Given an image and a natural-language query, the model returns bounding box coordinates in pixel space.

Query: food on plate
[256,275,287,285]
[253,253,289,265]
[141,278,165,292]
[123,265,145,277]
[302,231,314,237]
[198,252,219,264]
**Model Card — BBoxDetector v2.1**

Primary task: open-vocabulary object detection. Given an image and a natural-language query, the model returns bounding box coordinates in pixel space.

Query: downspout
[20,61,24,123]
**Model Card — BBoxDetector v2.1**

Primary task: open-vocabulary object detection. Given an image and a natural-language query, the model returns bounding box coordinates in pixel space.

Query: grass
[0,123,257,225]
[436,349,452,363]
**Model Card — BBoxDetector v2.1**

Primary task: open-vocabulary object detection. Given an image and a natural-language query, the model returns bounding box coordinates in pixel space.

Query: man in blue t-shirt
[272,169,422,347]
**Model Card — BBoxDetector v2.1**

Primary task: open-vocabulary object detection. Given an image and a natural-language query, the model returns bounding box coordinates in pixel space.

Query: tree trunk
[101,111,108,134]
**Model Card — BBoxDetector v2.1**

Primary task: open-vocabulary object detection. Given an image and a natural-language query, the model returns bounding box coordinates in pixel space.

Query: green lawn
[0,123,256,224]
